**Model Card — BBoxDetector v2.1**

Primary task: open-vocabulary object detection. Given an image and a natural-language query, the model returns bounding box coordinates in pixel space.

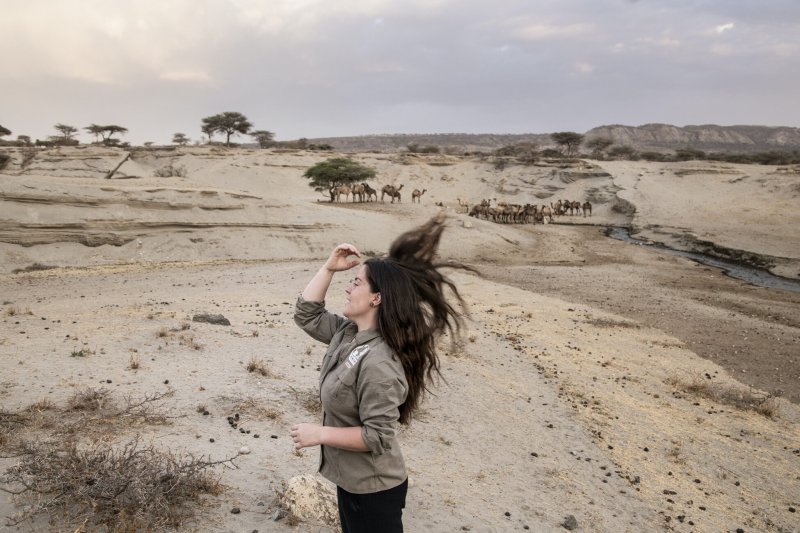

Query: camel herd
[467,198,592,224]
[329,183,428,204]
[325,184,592,225]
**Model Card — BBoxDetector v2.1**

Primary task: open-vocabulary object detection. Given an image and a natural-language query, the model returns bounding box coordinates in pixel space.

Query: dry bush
[153,164,187,177]
[666,373,780,418]
[2,437,235,530]
[68,387,113,411]
[128,354,140,370]
[246,356,279,378]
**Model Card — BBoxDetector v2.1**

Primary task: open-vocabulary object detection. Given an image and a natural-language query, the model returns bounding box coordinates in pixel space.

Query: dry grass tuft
[290,387,321,416]
[26,398,57,413]
[246,356,279,378]
[67,387,113,411]
[666,373,780,418]
[2,437,235,530]
[233,397,282,421]
[128,354,141,370]
[4,305,33,317]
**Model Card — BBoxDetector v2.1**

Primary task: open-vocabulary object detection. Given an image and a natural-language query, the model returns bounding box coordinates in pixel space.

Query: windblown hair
[364,213,474,424]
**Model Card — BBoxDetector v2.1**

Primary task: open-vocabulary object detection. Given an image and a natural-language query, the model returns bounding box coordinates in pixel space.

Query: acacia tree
[17,135,31,145]
[84,124,127,145]
[584,137,614,159]
[550,131,584,157]
[0,125,11,138]
[201,112,252,147]
[54,123,78,143]
[303,157,376,200]
[172,133,190,146]
[250,130,274,148]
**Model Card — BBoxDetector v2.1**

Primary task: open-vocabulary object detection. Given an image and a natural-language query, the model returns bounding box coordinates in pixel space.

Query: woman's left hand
[291,423,323,449]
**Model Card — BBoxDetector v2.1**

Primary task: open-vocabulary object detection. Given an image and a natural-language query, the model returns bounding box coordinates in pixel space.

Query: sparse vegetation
[666,373,780,418]
[2,437,234,530]
[154,163,188,177]
[70,348,94,358]
[11,263,57,274]
[246,356,279,378]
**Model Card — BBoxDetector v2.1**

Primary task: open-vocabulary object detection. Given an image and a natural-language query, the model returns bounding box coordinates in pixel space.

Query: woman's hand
[324,243,361,273]
[291,423,323,449]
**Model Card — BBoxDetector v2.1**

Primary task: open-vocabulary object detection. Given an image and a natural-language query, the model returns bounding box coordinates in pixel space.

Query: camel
[381,184,404,203]
[541,205,553,224]
[570,201,582,216]
[582,201,592,217]
[411,189,427,203]
[363,183,378,202]
[351,183,365,203]
[334,184,352,203]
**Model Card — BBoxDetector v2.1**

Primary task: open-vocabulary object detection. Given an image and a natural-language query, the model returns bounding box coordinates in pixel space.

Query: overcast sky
[2,0,799,145]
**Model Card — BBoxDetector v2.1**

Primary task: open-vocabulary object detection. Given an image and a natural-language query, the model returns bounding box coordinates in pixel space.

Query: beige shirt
[294,296,408,494]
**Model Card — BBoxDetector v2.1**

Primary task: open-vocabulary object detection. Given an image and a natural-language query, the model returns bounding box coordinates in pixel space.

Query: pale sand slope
[598,160,800,279]
[1,147,799,532]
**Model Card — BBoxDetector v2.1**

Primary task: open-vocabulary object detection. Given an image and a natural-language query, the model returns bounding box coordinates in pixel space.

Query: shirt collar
[354,327,381,344]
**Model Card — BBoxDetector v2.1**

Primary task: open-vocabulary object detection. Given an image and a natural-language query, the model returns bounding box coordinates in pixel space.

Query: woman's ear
[372,293,381,307]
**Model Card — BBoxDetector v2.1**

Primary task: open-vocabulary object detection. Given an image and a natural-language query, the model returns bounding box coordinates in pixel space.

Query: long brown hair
[364,213,474,424]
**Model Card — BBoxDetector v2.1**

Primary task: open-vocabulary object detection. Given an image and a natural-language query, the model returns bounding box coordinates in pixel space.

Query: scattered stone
[209,438,215,443]
[562,514,578,530]
[230,507,241,514]
[789,506,796,513]
[280,474,339,528]
[239,446,251,455]
[192,313,231,326]
[253,434,260,438]
[272,508,288,521]
[163,379,169,384]
[203,410,210,416]
[504,511,511,517]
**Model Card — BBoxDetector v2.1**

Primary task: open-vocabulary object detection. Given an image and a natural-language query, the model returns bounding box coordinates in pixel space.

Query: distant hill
[308,125,800,153]
[585,124,800,153]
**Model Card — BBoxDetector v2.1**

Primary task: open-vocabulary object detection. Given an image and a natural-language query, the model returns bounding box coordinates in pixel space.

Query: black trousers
[336,478,408,533]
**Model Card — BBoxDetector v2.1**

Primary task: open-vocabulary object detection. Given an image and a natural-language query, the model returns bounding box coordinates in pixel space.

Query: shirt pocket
[332,368,359,408]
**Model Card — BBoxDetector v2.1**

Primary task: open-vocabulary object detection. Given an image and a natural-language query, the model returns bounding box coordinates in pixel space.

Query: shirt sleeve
[358,360,408,455]
[294,295,347,345]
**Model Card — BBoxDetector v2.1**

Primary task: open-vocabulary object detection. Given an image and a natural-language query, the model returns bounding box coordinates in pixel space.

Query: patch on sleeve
[345,345,370,369]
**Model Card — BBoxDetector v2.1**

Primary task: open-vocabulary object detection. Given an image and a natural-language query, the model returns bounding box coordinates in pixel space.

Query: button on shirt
[294,296,408,494]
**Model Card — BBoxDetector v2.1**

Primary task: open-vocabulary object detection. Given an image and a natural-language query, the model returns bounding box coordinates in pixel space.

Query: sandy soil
[1,146,799,532]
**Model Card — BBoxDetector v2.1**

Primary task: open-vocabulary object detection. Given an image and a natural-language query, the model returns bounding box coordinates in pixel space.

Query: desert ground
[1,145,799,532]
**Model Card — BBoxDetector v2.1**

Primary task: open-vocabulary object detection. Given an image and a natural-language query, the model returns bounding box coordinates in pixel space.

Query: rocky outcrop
[585,124,800,152]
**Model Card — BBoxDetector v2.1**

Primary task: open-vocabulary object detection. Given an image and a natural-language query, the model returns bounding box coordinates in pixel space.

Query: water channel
[605,226,800,294]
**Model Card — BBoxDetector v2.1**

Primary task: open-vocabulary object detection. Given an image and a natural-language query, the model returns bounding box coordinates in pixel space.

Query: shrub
[154,164,187,177]
[0,153,10,171]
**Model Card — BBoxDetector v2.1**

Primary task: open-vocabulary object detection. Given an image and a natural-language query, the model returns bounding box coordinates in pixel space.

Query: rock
[192,313,231,326]
[230,507,241,514]
[562,515,578,530]
[272,508,288,521]
[239,446,251,455]
[280,474,340,529]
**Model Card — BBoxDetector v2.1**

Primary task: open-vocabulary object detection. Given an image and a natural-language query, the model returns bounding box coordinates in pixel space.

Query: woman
[291,213,471,532]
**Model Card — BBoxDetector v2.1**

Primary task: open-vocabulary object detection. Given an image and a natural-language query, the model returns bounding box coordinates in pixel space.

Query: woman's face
[343,264,377,320]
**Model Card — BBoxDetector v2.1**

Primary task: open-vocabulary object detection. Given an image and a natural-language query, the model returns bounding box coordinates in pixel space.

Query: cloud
[573,62,595,75]
[715,22,735,34]
[514,23,592,41]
